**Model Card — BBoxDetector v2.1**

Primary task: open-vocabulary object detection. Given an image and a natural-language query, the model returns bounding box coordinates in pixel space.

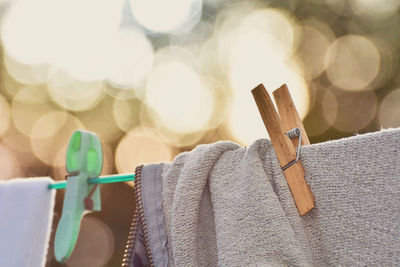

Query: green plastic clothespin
[54,130,103,263]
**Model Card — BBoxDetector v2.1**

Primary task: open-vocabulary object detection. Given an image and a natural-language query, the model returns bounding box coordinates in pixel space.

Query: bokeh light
[306,85,338,137]
[139,100,208,147]
[1,125,32,154]
[228,94,270,146]
[378,89,400,128]
[297,20,335,79]
[66,217,114,267]
[105,28,154,89]
[47,71,104,112]
[235,8,297,57]
[229,56,309,117]
[4,55,50,85]
[224,8,309,117]
[30,111,69,139]
[324,0,353,17]
[0,94,10,137]
[0,124,44,177]
[11,85,60,137]
[115,127,172,174]
[30,111,84,165]
[129,0,202,33]
[113,96,142,133]
[0,0,400,264]
[332,89,377,132]
[1,0,53,65]
[324,35,380,91]
[0,143,21,180]
[351,0,400,19]
[1,0,125,81]
[220,8,310,145]
[145,57,213,133]
[0,67,25,98]
[79,96,123,143]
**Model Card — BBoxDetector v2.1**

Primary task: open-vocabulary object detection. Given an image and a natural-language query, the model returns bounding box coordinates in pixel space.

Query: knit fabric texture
[144,128,400,266]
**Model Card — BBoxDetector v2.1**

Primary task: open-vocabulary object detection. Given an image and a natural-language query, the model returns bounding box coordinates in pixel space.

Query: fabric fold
[169,142,240,266]
[208,139,313,266]
[134,128,400,266]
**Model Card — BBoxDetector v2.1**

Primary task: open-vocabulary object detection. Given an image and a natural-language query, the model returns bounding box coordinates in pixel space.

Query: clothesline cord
[48,174,135,190]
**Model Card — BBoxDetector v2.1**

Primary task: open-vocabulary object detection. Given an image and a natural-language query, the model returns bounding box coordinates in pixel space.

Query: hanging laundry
[0,178,55,267]
[123,128,400,266]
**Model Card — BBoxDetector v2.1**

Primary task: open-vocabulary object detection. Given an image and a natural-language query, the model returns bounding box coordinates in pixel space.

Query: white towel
[0,178,56,267]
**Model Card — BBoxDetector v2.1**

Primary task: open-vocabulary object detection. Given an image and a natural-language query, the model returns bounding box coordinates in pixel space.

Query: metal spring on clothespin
[282,128,302,171]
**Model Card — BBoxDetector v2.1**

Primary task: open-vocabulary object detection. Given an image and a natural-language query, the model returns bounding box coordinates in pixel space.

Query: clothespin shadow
[251,84,314,215]
[54,130,103,262]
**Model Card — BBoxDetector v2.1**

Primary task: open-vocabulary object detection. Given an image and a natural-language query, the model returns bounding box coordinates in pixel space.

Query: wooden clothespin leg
[251,84,314,215]
[54,130,103,262]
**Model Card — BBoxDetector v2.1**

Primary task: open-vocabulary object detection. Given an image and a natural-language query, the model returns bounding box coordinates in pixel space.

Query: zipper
[122,165,154,267]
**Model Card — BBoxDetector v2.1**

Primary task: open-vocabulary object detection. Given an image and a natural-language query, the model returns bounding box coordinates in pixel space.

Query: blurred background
[0,0,399,266]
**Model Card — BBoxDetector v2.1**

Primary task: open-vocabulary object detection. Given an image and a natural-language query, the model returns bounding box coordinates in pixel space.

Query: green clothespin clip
[54,130,103,263]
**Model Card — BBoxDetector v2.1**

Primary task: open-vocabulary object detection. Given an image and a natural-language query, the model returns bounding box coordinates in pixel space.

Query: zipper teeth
[121,206,139,266]
[121,165,142,267]
[121,165,154,267]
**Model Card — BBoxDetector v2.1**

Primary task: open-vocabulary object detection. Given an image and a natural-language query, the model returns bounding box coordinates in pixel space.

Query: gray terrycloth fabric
[140,128,400,266]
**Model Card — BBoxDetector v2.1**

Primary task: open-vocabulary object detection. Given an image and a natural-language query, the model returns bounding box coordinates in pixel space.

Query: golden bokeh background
[0,0,399,266]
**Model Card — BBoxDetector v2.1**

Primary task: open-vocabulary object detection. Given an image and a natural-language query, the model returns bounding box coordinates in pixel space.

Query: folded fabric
[123,128,400,266]
[0,178,56,267]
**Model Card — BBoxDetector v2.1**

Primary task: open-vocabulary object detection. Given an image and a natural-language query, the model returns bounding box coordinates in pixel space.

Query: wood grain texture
[283,162,314,215]
[251,84,296,166]
[273,84,310,146]
[251,83,314,215]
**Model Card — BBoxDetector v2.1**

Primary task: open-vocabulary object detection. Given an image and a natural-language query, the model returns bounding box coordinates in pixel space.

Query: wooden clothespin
[251,84,314,215]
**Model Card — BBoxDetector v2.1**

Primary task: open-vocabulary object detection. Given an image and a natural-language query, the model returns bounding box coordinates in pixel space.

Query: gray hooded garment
[127,128,400,266]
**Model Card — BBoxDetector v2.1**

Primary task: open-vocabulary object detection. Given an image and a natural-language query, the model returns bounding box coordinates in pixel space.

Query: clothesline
[48,174,135,190]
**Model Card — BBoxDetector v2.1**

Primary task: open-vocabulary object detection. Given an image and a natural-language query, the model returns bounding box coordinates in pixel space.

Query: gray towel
[136,128,400,266]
